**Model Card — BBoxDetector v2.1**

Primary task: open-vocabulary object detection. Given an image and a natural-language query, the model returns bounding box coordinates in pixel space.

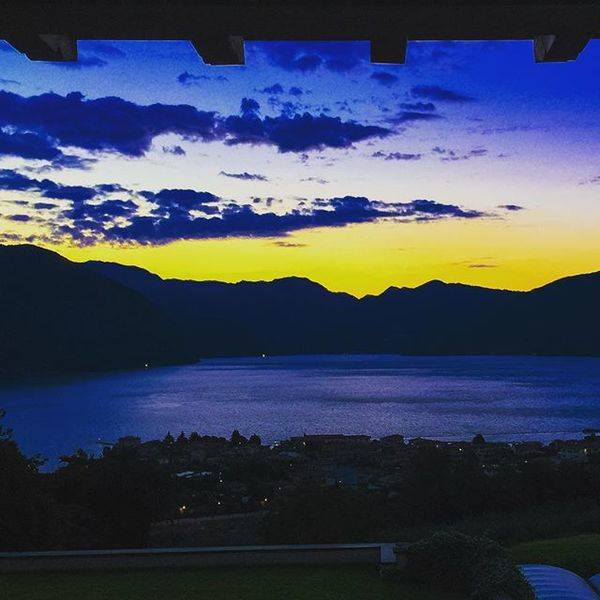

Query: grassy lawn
[510,534,600,578]
[1,565,457,600]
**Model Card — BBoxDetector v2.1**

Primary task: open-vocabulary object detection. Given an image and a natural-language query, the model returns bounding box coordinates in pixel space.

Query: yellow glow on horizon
[50,211,600,297]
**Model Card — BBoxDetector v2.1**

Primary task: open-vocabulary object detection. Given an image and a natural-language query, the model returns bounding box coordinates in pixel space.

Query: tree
[230,430,247,446]
[248,434,262,447]
[0,409,54,551]
[472,433,486,445]
[54,447,177,548]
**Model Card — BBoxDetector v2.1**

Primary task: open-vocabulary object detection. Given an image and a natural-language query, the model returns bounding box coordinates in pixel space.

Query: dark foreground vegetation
[2,243,600,376]
[404,531,534,600]
[1,565,453,600]
[2,408,600,553]
[6,535,596,600]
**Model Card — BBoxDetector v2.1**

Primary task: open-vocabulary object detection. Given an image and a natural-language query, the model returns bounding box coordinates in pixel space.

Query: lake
[2,354,600,468]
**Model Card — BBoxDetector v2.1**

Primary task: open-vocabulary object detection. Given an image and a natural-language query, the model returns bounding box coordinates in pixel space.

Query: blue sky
[0,38,599,294]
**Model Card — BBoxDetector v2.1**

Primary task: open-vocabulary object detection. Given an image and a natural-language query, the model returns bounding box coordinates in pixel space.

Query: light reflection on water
[1,354,599,467]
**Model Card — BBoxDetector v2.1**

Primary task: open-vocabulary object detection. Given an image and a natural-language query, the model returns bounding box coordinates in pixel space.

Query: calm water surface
[2,355,600,466]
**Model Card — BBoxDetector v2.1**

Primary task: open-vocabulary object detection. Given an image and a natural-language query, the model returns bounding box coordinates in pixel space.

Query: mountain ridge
[83,249,600,358]
[2,243,599,377]
[85,254,600,298]
[0,244,197,376]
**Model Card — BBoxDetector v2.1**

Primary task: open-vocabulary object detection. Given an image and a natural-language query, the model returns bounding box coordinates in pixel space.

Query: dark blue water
[2,355,600,467]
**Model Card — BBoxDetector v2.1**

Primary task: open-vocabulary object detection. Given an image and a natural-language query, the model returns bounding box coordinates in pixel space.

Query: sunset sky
[0,38,599,296]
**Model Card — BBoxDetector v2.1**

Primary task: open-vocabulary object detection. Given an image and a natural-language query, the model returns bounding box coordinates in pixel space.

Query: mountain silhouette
[1,243,598,378]
[86,256,600,358]
[0,245,196,376]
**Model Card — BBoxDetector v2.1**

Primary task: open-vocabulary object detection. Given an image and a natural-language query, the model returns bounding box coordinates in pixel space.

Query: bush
[407,531,534,600]
[262,487,385,544]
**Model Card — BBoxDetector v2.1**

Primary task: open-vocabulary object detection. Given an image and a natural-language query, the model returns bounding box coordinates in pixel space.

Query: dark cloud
[271,240,307,248]
[0,129,96,173]
[64,196,485,244]
[42,184,98,202]
[497,204,524,211]
[370,71,399,86]
[399,102,436,112]
[578,175,600,186]
[0,130,61,160]
[0,91,390,159]
[240,97,260,115]
[407,41,462,67]
[219,171,268,181]
[141,188,219,209]
[162,145,186,156]
[411,84,475,103]
[95,183,128,194]
[49,55,107,69]
[433,146,488,161]
[0,168,98,202]
[222,98,391,153]
[257,41,368,73]
[48,42,126,71]
[33,202,59,210]
[468,263,497,269]
[0,78,19,86]
[289,86,304,97]
[30,154,97,173]
[62,199,139,222]
[250,196,280,207]
[372,151,423,161]
[0,169,43,192]
[301,177,329,184]
[472,124,536,135]
[82,41,126,58]
[138,188,221,221]
[389,111,443,125]
[0,90,219,157]
[259,83,284,95]
[177,71,228,85]
[4,168,489,245]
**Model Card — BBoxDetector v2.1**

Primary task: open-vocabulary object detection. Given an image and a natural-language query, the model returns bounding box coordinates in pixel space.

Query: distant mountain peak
[270,276,328,289]
[417,279,448,289]
[2,243,599,364]
[86,259,164,281]
[0,243,62,260]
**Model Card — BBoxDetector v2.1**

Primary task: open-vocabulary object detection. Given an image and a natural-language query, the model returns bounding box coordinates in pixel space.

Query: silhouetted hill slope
[86,259,600,357]
[0,245,196,375]
[512,271,600,355]
[85,261,359,356]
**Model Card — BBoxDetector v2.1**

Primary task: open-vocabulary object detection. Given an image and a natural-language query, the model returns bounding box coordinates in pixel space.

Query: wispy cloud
[0,169,491,246]
[433,146,488,161]
[411,84,475,103]
[177,71,228,85]
[497,204,524,211]
[220,171,269,181]
[372,151,422,161]
[0,91,391,157]
[370,71,398,87]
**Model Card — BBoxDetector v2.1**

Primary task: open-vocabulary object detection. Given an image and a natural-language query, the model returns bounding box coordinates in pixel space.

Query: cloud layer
[0,169,489,246]
[0,91,391,162]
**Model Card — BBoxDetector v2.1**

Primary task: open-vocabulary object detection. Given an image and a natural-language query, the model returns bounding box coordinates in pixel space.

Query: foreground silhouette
[2,243,600,376]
